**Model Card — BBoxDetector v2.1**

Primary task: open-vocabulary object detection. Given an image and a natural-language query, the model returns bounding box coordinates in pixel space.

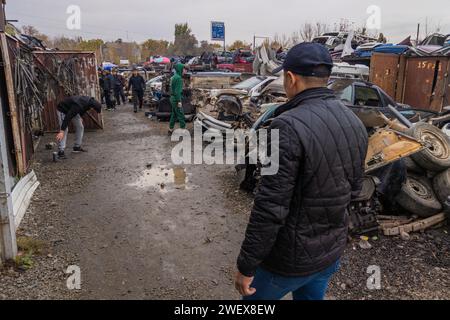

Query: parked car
[217,49,254,73]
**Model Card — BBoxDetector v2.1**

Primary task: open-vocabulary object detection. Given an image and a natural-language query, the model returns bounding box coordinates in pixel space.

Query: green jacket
[170,63,184,103]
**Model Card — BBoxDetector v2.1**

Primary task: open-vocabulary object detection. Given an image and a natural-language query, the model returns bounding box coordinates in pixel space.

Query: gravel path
[1,105,449,300]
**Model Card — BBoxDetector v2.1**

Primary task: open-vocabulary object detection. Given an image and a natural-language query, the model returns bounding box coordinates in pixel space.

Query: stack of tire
[396,123,450,218]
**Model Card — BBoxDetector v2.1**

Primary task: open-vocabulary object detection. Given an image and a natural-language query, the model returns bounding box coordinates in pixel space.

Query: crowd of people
[98,67,147,113]
[55,62,187,160]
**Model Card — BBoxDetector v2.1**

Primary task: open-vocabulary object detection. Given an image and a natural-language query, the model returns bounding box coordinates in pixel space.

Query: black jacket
[102,74,114,91]
[113,74,125,88]
[128,75,146,92]
[57,96,101,131]
[237,87,368,277]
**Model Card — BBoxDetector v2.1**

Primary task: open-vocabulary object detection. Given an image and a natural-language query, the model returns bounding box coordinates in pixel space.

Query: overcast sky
[6,0,450,45]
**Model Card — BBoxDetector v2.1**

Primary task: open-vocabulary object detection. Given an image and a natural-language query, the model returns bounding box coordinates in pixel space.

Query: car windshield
[232,77,266,90]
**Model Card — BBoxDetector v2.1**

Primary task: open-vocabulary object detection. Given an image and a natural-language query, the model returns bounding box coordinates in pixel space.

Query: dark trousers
[114,86,126,105]
[132,90,144,111]
[104,90,114,109]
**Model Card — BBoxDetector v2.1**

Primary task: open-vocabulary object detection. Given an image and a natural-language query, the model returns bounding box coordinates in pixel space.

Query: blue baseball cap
[273,42,333,77]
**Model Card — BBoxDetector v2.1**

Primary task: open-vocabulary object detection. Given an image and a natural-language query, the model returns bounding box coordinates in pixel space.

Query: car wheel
[403,157,424,174]
[408,123,450,172]
[433,169,450,209]
[396,173,442,217]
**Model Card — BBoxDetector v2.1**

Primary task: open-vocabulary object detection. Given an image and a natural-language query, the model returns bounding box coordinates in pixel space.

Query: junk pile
[344,33,450,66]
[232,102,450,236]
[194,73,450,236]
[8,38,46,138]
[253,45,369,80]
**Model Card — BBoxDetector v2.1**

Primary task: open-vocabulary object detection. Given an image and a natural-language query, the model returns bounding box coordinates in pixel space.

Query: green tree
[142,39,170,57]
[170,23,198,56]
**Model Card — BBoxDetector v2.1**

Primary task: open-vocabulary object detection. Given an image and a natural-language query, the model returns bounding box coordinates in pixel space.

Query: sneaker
[168,129,174,136]
[73,147,88,153]
[57,151,67,160]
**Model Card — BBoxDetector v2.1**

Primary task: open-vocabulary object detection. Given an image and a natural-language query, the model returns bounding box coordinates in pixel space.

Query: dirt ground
[1,104,449,300]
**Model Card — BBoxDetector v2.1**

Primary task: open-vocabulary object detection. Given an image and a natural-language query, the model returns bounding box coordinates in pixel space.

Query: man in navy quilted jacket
[235,43,368,300]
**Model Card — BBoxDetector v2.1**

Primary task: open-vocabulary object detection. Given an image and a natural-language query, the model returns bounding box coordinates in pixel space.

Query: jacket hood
[174,63,184,76]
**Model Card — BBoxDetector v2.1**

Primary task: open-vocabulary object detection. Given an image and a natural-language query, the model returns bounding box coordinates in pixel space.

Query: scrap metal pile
[137,28,450,237]
[7,38,46,138]
[190,57,450,239]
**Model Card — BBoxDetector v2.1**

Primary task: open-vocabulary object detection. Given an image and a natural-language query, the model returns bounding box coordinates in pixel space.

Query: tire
[408,123,450,172]
[433,169,450,208]
[403,157,424,174]
[396,173,442,217]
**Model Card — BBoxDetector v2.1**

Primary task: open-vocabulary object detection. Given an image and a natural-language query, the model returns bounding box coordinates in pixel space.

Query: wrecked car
[195,77,450,235]
[211,76,278,120]
[196,79,439,134]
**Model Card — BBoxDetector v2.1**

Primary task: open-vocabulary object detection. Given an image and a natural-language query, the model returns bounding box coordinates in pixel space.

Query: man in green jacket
[169,63,186,134]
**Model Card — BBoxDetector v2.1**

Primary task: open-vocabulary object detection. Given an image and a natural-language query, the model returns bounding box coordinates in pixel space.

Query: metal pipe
[387,104,413,128]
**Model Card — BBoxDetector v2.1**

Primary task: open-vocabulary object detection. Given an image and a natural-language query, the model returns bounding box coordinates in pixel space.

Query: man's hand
[56,130,65,142]
[234,271,256,297]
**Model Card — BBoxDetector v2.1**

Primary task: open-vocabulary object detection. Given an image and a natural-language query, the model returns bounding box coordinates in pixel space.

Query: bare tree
[300,23,315,42]
[315,23,329,37]
[291,31,300,45]
[271,33,291,49]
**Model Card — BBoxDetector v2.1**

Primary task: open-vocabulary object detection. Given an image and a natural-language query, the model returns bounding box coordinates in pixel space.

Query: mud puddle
[128,165,192,192]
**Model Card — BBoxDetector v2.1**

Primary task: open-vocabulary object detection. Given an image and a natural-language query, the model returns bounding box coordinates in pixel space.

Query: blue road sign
[211,21,225,41]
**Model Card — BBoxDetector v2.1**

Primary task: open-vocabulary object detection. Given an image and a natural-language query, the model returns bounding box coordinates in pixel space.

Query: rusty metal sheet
[369,53,402,99]
[33,51,103,132]
[395,55,407,102]
[445,62,450,108]
[402,57,450,112]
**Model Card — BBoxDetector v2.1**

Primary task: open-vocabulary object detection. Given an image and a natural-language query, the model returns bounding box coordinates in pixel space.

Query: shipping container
[370,52,450,112]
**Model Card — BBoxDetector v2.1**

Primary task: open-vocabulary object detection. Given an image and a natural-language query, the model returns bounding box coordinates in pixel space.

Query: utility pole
[0,0,6,32]
[416,23,420,45]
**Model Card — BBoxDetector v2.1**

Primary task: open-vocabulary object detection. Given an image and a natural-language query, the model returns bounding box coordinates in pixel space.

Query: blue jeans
[243,260,340,301]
